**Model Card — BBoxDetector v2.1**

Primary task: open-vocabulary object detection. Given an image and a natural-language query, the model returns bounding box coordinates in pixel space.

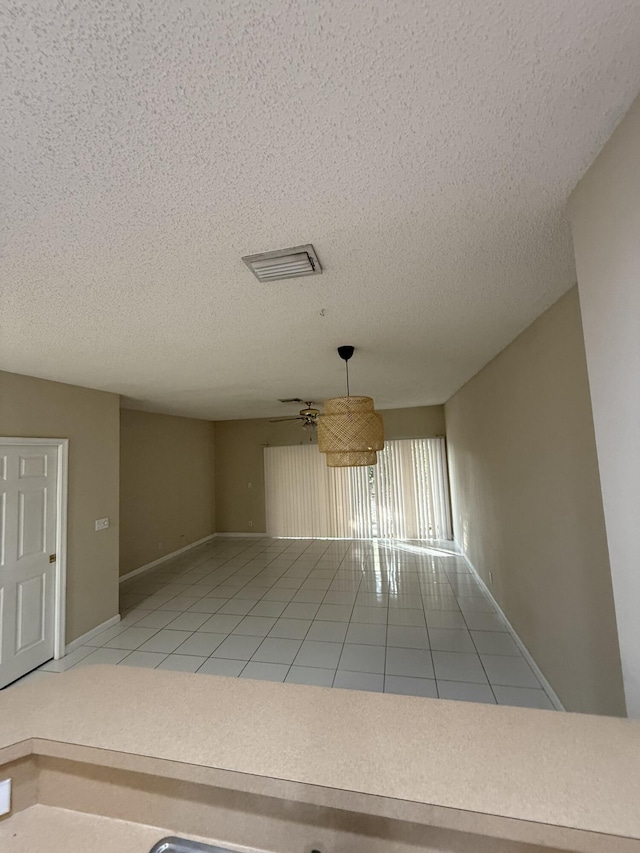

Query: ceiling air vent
[242,244,322,282]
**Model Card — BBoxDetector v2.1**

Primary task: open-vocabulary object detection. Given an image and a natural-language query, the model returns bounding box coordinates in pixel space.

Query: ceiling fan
[270,399,321,427]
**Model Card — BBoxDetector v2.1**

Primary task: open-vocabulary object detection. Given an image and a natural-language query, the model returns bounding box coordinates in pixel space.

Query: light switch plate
[0,778,11,816]
[95,517,110,531]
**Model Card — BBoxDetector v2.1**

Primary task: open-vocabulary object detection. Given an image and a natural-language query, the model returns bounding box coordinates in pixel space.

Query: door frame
[0,437,69,660]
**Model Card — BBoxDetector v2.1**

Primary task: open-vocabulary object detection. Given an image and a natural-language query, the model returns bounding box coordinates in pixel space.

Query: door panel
[19,454,48,478]
[0,444,58,688]
[0,492,5,565]
[16,574,46,652]
[18,489,47,558]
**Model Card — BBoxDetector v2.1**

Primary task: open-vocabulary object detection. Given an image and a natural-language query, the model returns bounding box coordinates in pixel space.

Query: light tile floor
[20,538,556,709]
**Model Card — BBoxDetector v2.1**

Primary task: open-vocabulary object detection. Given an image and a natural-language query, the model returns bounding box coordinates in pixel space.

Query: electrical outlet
[95,517,110,531]
[248,520,253,528]
[489,571,493,583]
[0,778,11,816]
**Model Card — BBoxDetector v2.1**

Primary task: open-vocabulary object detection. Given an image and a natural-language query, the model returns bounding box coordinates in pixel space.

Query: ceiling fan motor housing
[269,401,320,425]
[300,406,320,418]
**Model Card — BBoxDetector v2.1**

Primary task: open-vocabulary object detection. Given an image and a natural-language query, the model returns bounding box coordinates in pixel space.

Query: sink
[149,839,241,853]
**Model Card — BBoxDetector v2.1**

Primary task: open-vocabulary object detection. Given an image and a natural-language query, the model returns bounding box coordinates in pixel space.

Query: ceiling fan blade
[268,417,303,423]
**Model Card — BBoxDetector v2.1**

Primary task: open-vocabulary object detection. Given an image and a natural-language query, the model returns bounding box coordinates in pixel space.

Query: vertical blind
[264,437,452,539]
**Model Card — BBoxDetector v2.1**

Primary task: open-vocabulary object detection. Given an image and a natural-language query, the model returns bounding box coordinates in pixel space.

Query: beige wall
[0,370,120,644]
[445,288,625,716]
[215,406,445,534]
[120,409,215,576]
[569,94,640,717]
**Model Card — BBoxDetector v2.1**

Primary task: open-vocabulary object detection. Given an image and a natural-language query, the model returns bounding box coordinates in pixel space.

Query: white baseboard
[119,533,218,583]
[64,614,121,656]
[453,540,565,712]
[216,532,266,538]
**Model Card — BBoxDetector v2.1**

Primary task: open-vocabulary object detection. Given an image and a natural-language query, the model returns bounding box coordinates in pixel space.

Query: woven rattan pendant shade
[318,395,384,467]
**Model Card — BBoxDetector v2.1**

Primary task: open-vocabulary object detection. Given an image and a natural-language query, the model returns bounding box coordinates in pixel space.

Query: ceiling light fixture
[317,346,384,467]
[242,244,322,282]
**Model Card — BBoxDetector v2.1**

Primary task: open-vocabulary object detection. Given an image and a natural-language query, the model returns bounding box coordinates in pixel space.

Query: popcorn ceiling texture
[2,0,640,419]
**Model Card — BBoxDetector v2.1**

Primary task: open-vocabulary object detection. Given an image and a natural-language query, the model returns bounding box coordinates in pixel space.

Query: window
[264,438,452,539]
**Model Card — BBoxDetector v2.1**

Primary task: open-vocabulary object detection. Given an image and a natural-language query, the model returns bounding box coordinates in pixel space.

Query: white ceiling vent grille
[242,244,322,282]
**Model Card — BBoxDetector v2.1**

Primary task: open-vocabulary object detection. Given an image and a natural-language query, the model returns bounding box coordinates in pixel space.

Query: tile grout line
[421,588,439,699]
[449,566,547,702]
[454,576,499,705]
[280,539,338,685]
[382,542,392,693]
[332,543,365,688]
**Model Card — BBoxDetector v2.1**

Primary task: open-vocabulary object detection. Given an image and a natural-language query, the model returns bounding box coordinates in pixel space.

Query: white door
[0,444,58,688]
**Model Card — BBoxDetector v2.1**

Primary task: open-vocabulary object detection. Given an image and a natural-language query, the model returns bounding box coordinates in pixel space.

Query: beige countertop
[0,804,231,853]
[1,665,639,841]
[0,805,178,853]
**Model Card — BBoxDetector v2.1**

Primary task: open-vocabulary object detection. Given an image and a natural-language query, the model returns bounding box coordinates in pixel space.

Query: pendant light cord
[345,360,350,396]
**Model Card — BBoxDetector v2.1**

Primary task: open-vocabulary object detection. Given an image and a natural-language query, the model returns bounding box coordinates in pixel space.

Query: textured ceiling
[2,1,640,420]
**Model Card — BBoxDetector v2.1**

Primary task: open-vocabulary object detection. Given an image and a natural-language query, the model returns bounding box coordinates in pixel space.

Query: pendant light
[318,346,384,467]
